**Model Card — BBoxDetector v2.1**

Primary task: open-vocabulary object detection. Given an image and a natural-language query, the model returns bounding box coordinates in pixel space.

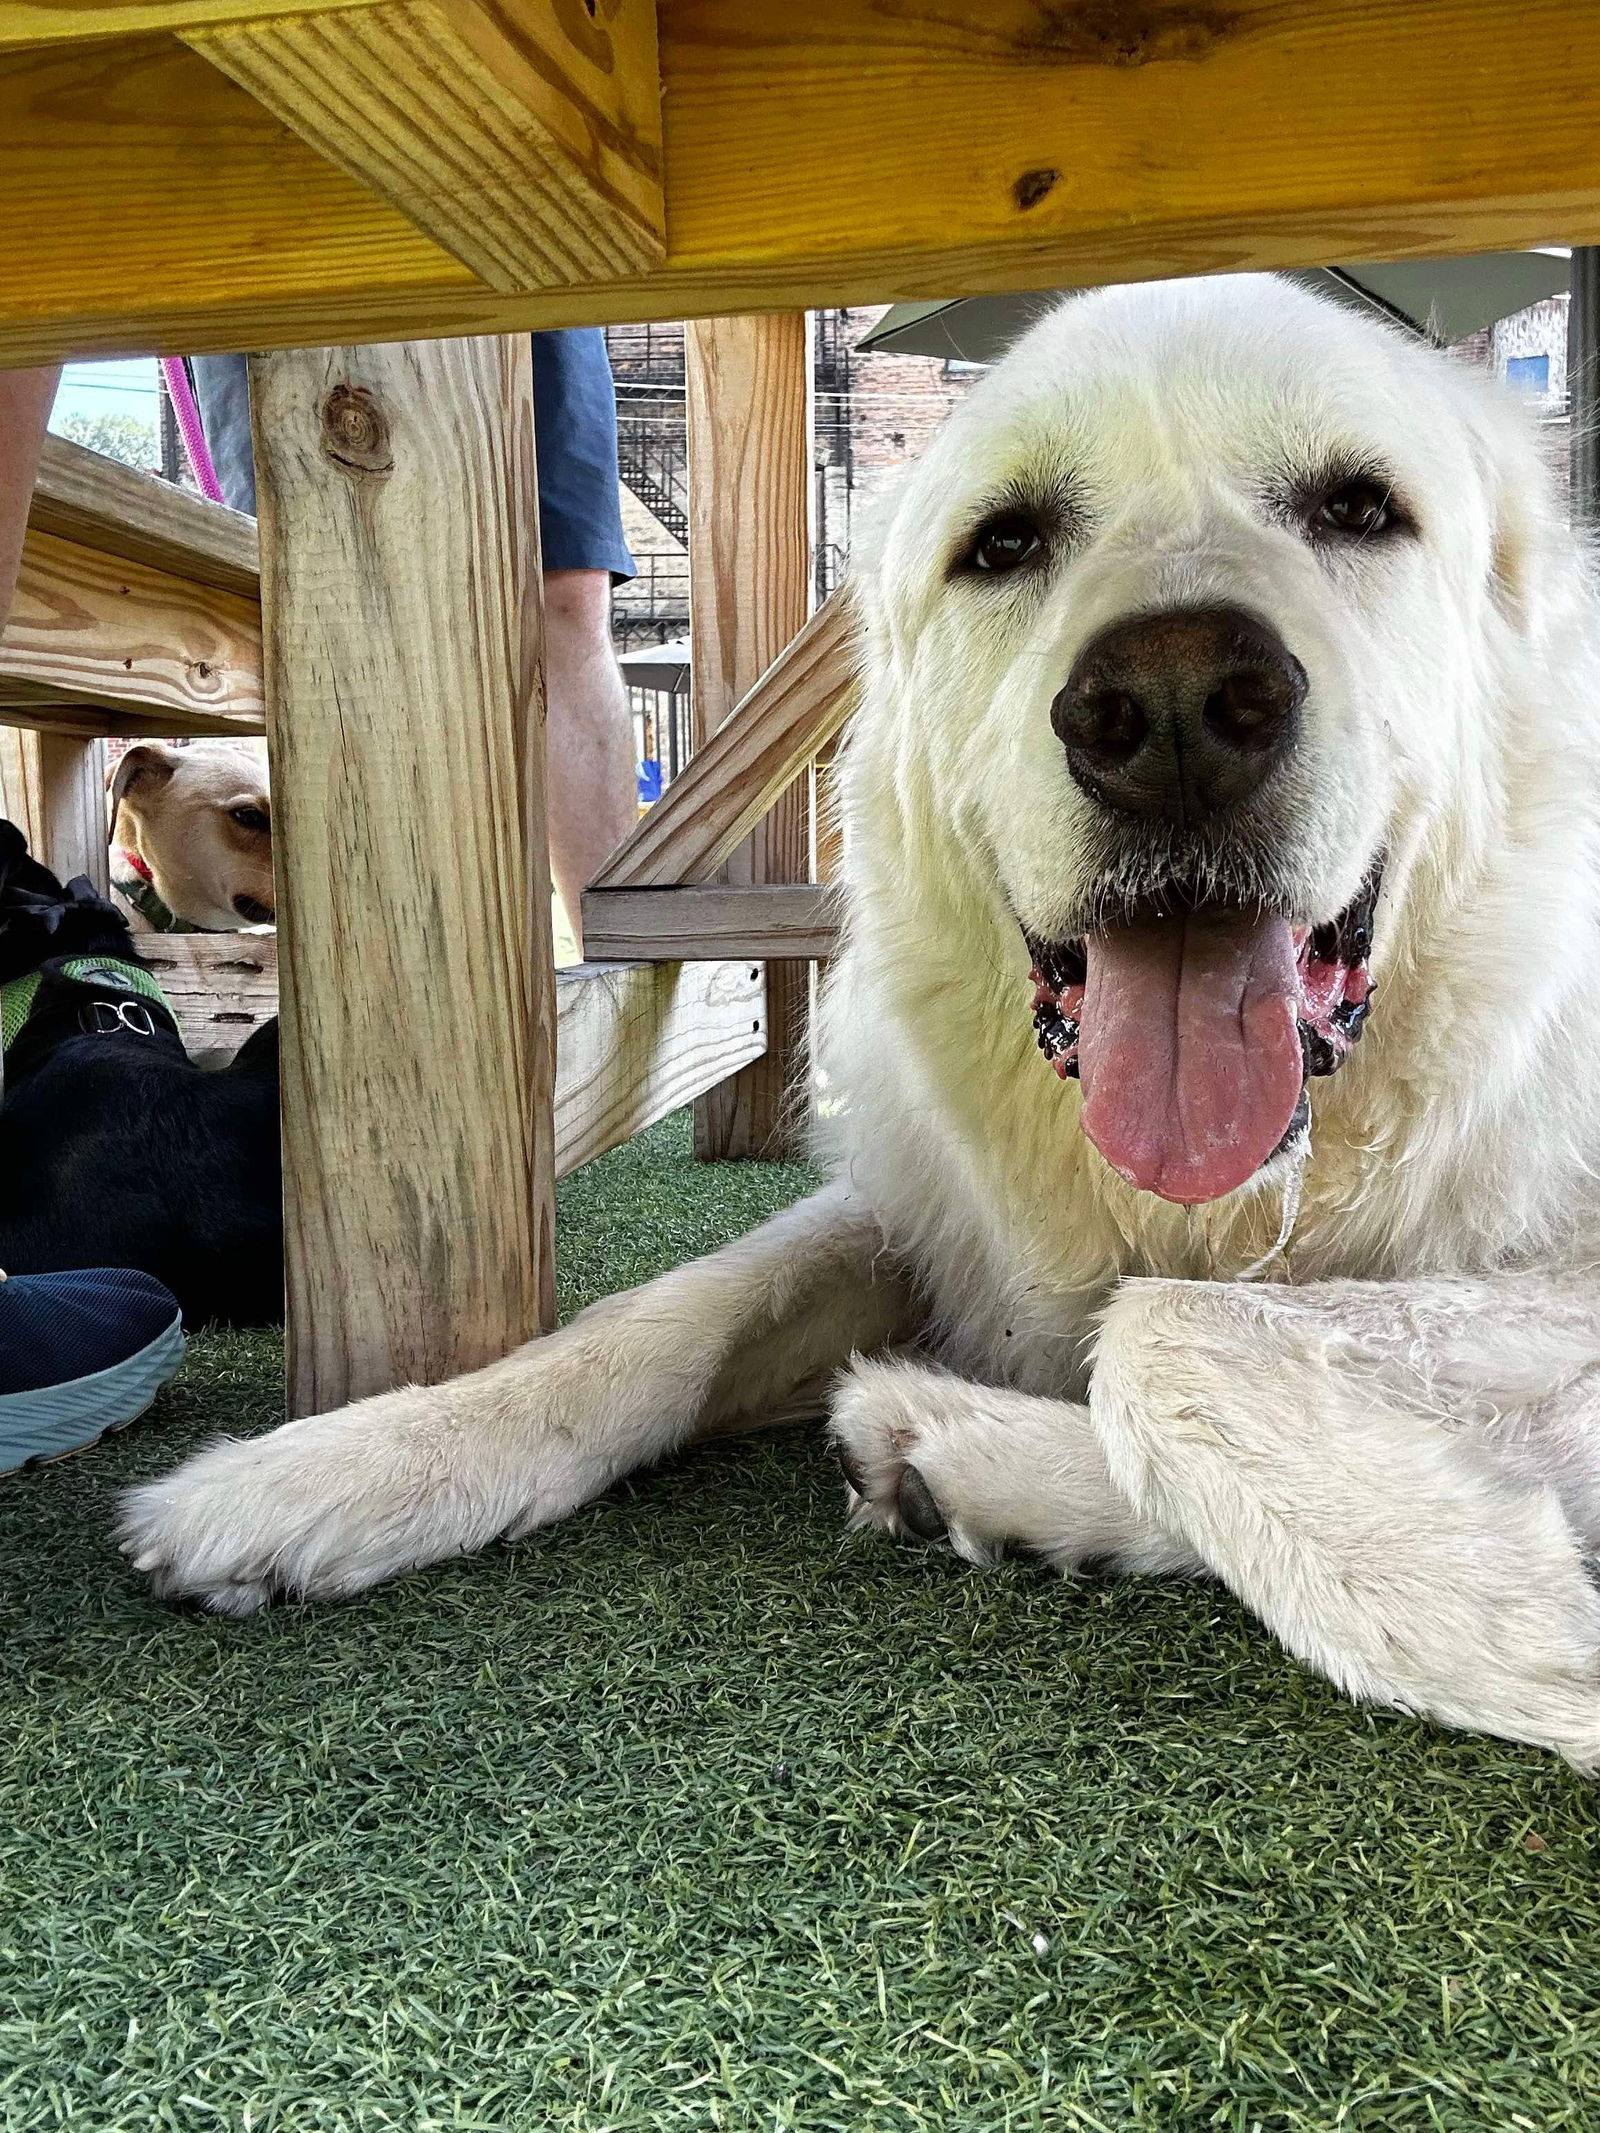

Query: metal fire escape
[604,322,691,654]
[813,307,855,603]
[606,321,689,544]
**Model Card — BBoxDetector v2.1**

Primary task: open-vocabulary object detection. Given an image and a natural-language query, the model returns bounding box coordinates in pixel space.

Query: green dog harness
[1,956,176,1059]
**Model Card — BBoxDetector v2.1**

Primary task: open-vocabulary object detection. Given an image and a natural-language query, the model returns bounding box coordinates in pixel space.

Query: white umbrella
[857,251,1572,363]
[619,636,690,689]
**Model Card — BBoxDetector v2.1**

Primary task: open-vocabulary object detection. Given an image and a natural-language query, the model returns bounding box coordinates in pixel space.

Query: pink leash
[159,356,225,505]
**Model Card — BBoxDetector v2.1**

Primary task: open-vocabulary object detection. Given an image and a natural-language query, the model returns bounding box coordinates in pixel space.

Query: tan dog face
[109,740,274,930]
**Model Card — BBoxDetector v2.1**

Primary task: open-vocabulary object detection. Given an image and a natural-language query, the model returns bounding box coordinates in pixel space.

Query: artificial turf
[1,1114,1597,2132]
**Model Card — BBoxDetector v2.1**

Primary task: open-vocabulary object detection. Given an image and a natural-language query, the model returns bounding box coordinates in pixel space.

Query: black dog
[0,822,282,1325]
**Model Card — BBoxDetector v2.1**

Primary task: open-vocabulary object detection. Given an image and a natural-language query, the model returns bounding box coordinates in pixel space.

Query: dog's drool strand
[1235,1130,1310,1283]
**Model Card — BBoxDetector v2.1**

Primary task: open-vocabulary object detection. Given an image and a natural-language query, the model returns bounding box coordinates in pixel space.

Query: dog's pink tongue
[1078,908,1303,1205]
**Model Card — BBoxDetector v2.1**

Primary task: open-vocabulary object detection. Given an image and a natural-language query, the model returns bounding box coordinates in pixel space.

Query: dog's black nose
[1052,606,1305,828]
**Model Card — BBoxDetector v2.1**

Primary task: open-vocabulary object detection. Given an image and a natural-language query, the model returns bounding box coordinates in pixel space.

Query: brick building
[604,307,983,647]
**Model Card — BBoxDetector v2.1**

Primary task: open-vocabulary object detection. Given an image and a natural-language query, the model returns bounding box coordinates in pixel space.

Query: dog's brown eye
[231,805,270,832]
[1314,478,1397,539]
[965,513,1045,575]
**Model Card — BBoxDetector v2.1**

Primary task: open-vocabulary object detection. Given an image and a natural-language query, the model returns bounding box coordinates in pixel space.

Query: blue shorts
[191,331,636,582]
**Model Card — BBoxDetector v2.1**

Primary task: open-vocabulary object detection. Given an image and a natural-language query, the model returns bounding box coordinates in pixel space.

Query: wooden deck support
[8,4,1600,368]
[187,0,665,292]
[135,931,279,1054]
[684,311,812,1160]
[28,432,259,597]
[553,957,765,1175]
[0,528,263,733]
[0,724,108,892]
[593,593,856,893]
[0,435,264,739]
[582,883,839,964]
[251,334,555,1416]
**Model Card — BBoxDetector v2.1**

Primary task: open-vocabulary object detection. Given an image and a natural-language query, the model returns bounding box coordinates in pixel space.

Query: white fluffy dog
[122,277,1600,1765]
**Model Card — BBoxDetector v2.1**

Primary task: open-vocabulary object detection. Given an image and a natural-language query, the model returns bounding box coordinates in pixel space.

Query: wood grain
[0,726,108,892]
[685,312,812,1160]
[187,0,664,291]
[0,698,261,741]
[10,2,1600,364]
[0,33,472,361]
[0,0,385,43]
[593,593,856,892]
[30,433,259,598]
[554,957,765,1176]
[581,884,840,964]
[0,529,264,733]
[134,930,278,1052]
[253,335,555,1415]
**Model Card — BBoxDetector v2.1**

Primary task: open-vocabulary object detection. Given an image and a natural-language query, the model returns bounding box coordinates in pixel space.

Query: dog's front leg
[830,1357,1200,1576]
[121,1184,914,1615]
[1091,1275,1600,1765]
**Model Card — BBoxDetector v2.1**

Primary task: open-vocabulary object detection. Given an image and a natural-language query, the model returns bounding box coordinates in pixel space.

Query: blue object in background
[637,760,663,805]
[1505,353,1550,393]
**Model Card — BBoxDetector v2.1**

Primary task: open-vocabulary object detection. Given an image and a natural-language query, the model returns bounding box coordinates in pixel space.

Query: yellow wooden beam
[253,334,555,1413]
[184,0,664,291]
[582,883,841,963]
[683,310,813,1160]
[0,528,264,733]
[593,593,856,892]
[0,34,472,362]
[31,432,258,598]
[3,0,1600,363]
[0,0,384,46]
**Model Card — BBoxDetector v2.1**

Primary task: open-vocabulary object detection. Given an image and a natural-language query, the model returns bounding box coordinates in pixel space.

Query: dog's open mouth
[1025,863,1381,1205]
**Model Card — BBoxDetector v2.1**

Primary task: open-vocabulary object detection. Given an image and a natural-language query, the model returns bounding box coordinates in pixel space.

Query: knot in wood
[1013,167,1060,211]
[320,384,394,476]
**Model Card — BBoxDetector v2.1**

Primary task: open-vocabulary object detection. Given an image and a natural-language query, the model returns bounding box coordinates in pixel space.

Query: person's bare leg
[542,567,636,943]
[0,368,58,637]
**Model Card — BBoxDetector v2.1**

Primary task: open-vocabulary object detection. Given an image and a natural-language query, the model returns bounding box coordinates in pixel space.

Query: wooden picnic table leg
[250,335,556,1417]
[684,313,813,1160]
[0,727,108,893]
[0,369,64,864]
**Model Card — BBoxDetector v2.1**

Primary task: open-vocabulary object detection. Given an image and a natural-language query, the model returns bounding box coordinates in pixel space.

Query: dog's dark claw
[833,1441,870,1495]
[896,1466,949,1543]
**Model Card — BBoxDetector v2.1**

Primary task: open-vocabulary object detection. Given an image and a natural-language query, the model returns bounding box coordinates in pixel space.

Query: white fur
[123,278,1600,1763]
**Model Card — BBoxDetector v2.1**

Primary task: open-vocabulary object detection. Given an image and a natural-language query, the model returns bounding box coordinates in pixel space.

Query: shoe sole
[0,1313,186,1476]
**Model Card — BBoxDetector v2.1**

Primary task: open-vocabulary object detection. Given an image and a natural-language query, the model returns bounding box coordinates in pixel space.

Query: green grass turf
[2,1114,1598,2132]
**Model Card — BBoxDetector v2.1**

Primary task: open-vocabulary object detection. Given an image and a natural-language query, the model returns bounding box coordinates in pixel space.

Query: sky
[49,357,160,439]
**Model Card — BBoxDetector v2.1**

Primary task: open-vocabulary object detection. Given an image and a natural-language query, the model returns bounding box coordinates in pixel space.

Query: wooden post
[684,312,812,1159]
[250,335,555,1416]
[0,725,108,892]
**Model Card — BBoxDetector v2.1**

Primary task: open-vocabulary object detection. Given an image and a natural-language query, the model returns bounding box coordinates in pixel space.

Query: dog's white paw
[118,1375,603,1614]
[829,1359,997,1563]
[827,1357,1194,1576]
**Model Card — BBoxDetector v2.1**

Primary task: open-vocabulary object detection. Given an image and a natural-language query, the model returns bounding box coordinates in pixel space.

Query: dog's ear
[107,741,179,820]
[1462,393,1554,632]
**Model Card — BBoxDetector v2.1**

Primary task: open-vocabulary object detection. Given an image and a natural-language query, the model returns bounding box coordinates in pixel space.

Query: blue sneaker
[0,1267,184,1474]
